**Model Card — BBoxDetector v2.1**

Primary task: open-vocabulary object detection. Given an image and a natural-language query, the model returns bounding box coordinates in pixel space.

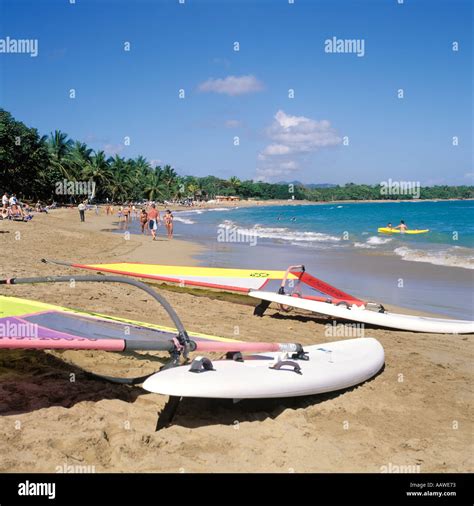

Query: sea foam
[218,220,341,244]
[394,246,474,270]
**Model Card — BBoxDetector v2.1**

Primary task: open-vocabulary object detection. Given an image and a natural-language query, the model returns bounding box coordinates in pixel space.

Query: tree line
[1,109,472,203]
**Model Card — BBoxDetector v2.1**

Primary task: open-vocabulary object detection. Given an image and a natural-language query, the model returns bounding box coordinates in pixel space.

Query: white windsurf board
[249,291,474,334]
[142,338,384,399]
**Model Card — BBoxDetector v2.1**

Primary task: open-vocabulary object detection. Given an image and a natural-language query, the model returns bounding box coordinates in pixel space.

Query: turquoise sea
[176,200,474,268]
[171,200,474,319]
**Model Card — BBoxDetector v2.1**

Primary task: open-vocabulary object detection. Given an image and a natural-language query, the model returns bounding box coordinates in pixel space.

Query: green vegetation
[1,110,472,203]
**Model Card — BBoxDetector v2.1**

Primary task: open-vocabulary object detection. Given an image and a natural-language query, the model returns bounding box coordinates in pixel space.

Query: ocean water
[177,200,474,270]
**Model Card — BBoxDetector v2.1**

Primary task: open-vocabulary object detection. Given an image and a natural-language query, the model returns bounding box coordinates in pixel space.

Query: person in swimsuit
[147,204,160,240]
[386,223,393,229]
[124,205,131,228]
[164,210,174,239]
[395,220,408,232]
[10,204,24,220]
[140,208,148,234]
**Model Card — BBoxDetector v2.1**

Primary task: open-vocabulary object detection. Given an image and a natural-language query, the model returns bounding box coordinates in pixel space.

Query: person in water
[122,205,130,227]
[395,220,408,232]
[147,203,160,240]
[140,208,148,234]
[386,223,393,229]
[164,210,174,239]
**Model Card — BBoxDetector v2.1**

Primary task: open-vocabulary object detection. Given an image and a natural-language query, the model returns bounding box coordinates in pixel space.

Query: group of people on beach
[140,203,174,240]
[79,200,174,240]
[1,192,51,222]
[111,201,174,240]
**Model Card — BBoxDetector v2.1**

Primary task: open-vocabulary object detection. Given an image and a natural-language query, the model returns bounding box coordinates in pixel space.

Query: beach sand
[0,207,472,473]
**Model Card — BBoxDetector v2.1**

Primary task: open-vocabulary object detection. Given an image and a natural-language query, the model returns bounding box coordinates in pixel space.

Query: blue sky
[0,0,472,185]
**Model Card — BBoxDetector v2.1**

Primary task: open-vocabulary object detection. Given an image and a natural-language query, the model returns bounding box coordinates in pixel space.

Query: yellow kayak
[378,227,429,234]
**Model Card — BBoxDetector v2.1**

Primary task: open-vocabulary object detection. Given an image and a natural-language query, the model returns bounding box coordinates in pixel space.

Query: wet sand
[0,208,472,472]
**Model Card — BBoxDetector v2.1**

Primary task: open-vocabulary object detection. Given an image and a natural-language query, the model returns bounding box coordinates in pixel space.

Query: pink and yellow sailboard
[70,263,364,305]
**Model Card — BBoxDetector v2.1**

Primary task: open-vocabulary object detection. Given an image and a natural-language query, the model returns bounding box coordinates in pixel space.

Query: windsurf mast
[1,273,307,355]
[1,274,192,356]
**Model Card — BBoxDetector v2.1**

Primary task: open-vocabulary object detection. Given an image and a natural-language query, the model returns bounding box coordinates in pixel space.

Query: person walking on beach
[78,201,86,222]
[147,203,160,240]
[140,208,148,234]
[123,205,130,227]
[395,220,408,232]
[164,210,174,239]
[2,193,8,209]
[117,206,124,228]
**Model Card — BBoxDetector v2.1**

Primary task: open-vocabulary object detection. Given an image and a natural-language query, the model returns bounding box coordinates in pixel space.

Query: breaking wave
[354,236,393,249]
[174,216,195,224]
[394,246,474,270]
[218,220,341,243]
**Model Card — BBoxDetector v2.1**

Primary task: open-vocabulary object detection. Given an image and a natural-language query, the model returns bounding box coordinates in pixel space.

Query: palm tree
[229,176,241,194]
[161,165,179,200]
[82,150,112,197]
[108,155,133,202]
[187,183,199,200]
[134,156,151,173]
[47,130,74,178]
[126,156,151,200]
[68,141,93,176]
[144,169,165,201]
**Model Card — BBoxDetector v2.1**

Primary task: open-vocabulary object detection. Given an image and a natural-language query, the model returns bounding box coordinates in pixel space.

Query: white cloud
[280,160,298,170]
[261,144,291,156]
[255,164,299,182]
[255,110,341,182]
[255,161,299,182]
[265,110,341,154]
[198,75,264,96]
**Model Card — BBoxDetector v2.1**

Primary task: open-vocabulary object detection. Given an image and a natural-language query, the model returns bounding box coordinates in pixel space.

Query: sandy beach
[0,207,472,473]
